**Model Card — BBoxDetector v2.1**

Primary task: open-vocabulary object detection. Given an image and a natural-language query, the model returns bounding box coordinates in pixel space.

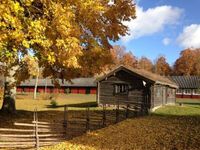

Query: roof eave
[155,81,179,88]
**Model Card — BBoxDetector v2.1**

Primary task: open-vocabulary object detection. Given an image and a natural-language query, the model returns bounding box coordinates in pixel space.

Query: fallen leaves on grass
[42,115,200,150]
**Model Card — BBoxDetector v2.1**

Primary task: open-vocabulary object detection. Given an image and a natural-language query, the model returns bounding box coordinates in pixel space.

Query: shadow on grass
[46,101,98,108]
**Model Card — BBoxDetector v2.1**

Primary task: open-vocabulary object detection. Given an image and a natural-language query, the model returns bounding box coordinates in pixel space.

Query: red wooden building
[17,78,97,94]
[169,76,200,99]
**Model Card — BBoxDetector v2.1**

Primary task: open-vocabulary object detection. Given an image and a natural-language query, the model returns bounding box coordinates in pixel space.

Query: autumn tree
[0,0,136,113]
[106,45,137,71]
[111,45,126,65]
[154,56,171,76]
[138,56,153,72]
[23,55,39,99]
[121,52,137,67]
[173,48,200,75]
[193,50,200,76]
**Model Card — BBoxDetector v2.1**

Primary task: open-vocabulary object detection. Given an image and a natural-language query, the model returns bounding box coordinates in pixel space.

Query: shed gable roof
[97,65,178,88]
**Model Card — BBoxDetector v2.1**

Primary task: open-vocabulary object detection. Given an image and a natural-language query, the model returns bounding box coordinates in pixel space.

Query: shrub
[65,88,70,94]
[50,99,58,108]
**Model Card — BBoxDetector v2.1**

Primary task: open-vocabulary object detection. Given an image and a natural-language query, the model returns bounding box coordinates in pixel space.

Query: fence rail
[0,102,149,149]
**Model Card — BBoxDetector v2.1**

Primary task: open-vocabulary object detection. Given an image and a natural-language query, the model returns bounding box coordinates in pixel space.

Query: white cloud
[122,5,183,42]
[177,24,200,49]
[162,38,171,46]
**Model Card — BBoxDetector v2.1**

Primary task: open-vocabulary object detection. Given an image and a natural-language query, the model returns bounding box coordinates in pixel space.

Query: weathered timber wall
[166,88,176,104]
[99,70,150,110]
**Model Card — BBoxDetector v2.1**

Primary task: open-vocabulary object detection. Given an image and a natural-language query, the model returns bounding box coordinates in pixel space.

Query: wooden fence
[0,103,148,149]
[0,109,65,149]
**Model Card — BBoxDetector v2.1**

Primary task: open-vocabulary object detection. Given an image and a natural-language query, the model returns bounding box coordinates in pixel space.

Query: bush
[50,99,58,108]
[65,88,70,94]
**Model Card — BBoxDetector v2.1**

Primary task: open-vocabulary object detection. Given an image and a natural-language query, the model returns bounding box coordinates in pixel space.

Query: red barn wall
[90,88,97,94]
[176,94,200,99]
[17,86,98,94]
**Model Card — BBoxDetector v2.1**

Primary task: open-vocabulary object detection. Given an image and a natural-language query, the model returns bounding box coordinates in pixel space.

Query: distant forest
[104,46,200,76]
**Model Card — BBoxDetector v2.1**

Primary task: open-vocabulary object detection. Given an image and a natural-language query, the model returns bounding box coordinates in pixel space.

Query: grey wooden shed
[96,66,178,111]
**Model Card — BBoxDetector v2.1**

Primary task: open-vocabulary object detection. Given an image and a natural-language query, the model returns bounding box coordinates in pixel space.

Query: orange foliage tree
[154,56,171,76]
[121,52,137,67]
[106,45,137,70]
[138,57,153,72]
[173,48,200,75]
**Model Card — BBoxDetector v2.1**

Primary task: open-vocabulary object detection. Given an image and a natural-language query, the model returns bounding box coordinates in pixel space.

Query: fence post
[34,108,39,150]
[125,104,129,118]
[102,104,106,127]
[86,107,90,131]
[63,105,68,139]
[115,103,119,123]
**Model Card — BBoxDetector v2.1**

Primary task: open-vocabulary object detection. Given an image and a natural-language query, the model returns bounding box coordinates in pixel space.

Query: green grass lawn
[0,93,97,111]
[154,98,200,116]
[154,105,200,116]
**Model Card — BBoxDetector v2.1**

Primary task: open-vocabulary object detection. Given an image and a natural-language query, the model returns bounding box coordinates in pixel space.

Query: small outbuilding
[96,66,178,111]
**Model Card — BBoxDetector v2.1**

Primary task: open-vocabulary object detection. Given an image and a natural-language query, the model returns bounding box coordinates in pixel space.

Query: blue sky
[115,0,200,65]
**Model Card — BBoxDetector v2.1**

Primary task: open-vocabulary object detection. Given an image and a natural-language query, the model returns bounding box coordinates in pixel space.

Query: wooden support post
[125,104,129,118]
[86,107,90,131]
[140,103,144,116]
[115,103,119,123]
[63,105,68,138]
[34,108,39,150]
[102,104,106,127]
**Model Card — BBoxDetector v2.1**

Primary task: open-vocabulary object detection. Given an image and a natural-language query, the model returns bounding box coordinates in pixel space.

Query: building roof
[169,76,200,89]
[96,65,178,88]
[19,78,96,87]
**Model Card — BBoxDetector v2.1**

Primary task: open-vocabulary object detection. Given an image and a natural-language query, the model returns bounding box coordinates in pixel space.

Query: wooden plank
[0,138,34,142]
[32,121,62,125]
[0,142,35,145]
[39,138,65,141]
[38,134,64,138]
[14,122,50,128]
[0,134,35,138]
[0,128,34,132]
[0,145,34,148]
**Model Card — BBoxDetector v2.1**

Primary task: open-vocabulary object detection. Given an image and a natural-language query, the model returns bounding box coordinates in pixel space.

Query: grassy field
[0,95,199,149]
[154,98,200,116]
[0,93,97,111]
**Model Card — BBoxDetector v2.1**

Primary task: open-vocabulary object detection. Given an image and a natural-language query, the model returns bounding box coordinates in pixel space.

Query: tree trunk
[1,67,17,113]
[33,69,39,100]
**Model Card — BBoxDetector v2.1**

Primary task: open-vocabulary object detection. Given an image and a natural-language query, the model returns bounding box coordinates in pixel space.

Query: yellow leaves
[0,0,135,79]
[42,114,200,150]
[65,56,80,68]
[12,1,24,13]
[22,55,39,76]
[23,0,34,6]
[29,20,46,35]
[22,40,30,48]
[47,52,56,64]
